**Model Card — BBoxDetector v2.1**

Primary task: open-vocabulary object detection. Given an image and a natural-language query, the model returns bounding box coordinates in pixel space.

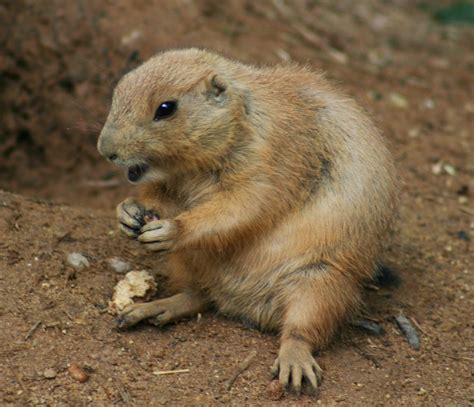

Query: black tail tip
[373,265,401,288]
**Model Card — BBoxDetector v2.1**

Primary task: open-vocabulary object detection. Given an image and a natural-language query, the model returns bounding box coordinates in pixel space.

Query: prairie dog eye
[154,101,177,121]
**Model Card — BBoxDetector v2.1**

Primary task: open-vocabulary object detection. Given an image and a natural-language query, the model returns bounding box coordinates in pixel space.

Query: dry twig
[225,350,258,390]
[116,378,132,407]
[24,321,41,341]
[433,350,474,363]
[409,316,431,338]
[459,206,474,216]
[152,369,190,376]
[15,373,28,394]
[354,345,381,368]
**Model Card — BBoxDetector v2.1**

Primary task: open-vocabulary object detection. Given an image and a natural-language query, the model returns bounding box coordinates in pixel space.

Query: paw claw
[292,365,303,395]
[115,299,182,330]
[119,223,141,238]
[273,339,323,396]
[117,198,147,238]
[279,363,290,388]
[116,315,130,330]
[270,359,279,378]
[148,311,171,327]
[313,363,323,382]
[116,303,147,329]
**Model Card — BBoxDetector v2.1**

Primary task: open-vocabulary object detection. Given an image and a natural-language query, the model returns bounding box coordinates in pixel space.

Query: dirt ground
[0,0,473,405]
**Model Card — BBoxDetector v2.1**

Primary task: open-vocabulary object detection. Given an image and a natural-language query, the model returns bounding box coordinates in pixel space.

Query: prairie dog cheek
[145,168,169,183]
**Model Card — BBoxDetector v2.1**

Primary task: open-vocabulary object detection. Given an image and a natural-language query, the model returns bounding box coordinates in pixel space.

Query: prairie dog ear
[204,74,227,102]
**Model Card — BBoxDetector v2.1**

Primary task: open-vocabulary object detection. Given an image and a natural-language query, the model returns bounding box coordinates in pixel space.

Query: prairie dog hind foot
[116,292,207,329]
[271,338,323,395]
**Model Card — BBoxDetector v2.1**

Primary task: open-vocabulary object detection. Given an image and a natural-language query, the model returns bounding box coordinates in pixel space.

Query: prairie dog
[97,48,398,393]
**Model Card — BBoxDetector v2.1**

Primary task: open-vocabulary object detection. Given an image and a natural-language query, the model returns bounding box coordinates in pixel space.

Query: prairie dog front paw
[116,197,159,238]
[138,219,178,252]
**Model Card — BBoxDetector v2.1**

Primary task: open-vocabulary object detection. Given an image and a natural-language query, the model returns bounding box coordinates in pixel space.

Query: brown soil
[1,1,473,405]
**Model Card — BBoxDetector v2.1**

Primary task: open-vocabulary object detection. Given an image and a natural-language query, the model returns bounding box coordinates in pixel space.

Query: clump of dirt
[0,1,473,405]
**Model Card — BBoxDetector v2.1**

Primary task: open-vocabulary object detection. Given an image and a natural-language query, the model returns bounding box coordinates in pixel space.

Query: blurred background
[1,0,472,209]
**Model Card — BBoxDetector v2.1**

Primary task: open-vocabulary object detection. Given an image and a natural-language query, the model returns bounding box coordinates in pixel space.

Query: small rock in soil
[66,252,90,270]
[457,185,469,196]
[68,363,90,383]
[389,92,408,109]
[431,161,456,176]
[266,379,284,401]
[457,182,474,198]
[456,230,470,242]
[43,368,57,379]
[107,257,132,274]
[432,161,443,175]
[395,315,420,350]
[443,163,456,176]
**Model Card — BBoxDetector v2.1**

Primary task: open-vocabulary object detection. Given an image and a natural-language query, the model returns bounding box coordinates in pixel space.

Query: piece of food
[143,210,160,224]
[108,270,157,314]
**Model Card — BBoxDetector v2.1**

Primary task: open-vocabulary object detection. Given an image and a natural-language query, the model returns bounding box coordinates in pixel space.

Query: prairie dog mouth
[127,164,149,183]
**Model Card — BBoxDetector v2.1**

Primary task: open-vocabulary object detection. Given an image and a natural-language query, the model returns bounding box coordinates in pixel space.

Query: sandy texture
[0,1,472,405]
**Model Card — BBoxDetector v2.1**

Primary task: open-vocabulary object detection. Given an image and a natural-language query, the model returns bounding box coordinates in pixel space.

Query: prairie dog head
[98,49,244,183]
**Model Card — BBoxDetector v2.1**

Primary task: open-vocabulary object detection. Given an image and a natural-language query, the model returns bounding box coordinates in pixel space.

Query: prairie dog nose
[97,129,118,161]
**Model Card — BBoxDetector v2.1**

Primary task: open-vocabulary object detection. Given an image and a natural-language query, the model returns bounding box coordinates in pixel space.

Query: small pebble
[457,181,474,198]
[68,363,90,383]
[389,92,408,109]
[443,163,456,176]
[120,29,143,48]
[408,128,420,138]
[423,98,435,109]
[66,253,90,270]
[432,162,443,175]
[107,257,132,274]
[275,48,291,62]
[266,379,284,401]
[457,230,470,242]
[431,161,456,176]
[43,368,57,379]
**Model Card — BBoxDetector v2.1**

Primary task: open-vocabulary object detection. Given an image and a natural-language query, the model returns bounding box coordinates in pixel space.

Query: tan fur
[98,48,398,392]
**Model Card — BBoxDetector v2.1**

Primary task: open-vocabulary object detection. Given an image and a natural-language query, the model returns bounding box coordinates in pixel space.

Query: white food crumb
[108,270,157,314]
